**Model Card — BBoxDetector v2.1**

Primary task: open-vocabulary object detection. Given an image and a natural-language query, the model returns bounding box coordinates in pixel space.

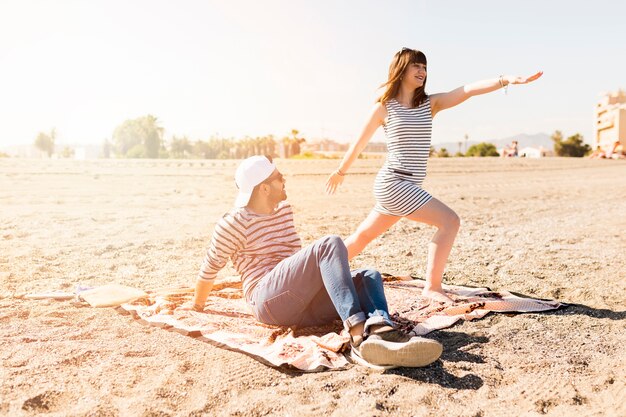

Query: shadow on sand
[543,303,626,320]
[384,330,488,390]
[505,290,625,321]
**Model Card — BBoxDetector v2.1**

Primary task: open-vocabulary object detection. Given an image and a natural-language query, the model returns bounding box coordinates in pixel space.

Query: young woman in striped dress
[325,48,542,303]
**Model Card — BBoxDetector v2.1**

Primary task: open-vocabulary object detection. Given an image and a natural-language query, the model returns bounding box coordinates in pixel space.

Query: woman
[326,47,542,303]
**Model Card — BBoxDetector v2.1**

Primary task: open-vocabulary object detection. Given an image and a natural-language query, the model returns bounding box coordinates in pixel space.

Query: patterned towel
[118,276,561,372]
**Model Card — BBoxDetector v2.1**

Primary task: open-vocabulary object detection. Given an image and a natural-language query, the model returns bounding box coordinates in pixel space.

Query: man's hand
[188,279,214,312]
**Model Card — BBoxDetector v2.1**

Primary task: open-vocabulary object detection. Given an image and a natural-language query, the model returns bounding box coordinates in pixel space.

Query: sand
[1,157,624,417]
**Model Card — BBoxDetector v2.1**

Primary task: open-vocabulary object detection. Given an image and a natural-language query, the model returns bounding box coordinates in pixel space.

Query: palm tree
[112,115,163,158]
[170,136,192,158]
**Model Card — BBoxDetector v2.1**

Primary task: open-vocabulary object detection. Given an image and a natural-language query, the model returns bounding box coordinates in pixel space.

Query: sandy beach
[1,157,624,417]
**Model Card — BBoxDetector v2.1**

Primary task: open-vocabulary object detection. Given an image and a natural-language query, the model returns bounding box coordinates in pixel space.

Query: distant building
[518,146,553,158]
[301,139,387,156]
[74,147,86,160]
[594,90,626,151]
[0,144,104,159]
[364,141,387,153]
[301,139,349,153]
[0,145,47,158]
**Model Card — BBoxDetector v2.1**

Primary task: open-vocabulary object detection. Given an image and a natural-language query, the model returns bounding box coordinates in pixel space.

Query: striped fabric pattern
[198,202,302,300]
[373,97,433,216]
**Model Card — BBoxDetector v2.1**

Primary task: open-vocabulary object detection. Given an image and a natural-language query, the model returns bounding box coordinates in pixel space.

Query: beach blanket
[118,276,561,372]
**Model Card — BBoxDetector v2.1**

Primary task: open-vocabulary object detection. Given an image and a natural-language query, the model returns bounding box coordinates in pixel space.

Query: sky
[1,0,624,148]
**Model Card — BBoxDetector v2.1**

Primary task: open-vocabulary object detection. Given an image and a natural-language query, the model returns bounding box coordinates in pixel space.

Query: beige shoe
[349,345,398,370]
[357,331,443,368]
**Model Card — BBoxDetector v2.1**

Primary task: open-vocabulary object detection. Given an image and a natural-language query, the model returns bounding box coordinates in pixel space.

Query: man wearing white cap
[190,155,442,368]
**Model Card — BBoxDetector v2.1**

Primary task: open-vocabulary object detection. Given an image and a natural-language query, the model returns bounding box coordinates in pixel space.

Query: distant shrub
[217,150,230,159]
[291,151,326,159]
[0,151,10,158]
[552,131,590,157]
[35,129,56,157]
[113,115,162,158]
[61,146,75,158]
[466,142,499,157]
[437,148,450,158]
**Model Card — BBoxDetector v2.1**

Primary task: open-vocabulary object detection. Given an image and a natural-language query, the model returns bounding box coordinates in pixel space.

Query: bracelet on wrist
[335,168,345,176]
[499,75,509,95]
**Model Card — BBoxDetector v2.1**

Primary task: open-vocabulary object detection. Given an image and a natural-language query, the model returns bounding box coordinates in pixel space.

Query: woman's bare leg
[406,198,460,303]
[344,210,400,260]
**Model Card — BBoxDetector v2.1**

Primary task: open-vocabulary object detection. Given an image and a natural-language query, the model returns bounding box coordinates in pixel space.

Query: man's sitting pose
[190,155,443,367]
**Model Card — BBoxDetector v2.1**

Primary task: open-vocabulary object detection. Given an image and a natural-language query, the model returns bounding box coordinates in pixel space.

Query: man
[191,155,442,367]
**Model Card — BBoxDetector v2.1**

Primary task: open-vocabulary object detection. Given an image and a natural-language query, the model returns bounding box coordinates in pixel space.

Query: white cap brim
[235,190,253,208]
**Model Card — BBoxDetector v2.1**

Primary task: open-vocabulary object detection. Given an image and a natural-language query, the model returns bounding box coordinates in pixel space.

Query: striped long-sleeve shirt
[198,201,302,300]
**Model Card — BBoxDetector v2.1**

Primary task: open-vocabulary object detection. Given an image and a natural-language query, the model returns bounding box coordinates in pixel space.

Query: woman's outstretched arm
[325,102,386,194]
[430,71,543,117]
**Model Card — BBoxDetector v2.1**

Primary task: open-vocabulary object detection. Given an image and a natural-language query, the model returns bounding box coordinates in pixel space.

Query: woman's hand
[325,171,345,195]
[505,71,543,85]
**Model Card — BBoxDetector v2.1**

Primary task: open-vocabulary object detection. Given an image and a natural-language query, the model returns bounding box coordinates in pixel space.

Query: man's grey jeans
[249,235,393,333]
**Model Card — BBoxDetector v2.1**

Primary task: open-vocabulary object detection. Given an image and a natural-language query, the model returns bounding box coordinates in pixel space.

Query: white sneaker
[356,330,443,368]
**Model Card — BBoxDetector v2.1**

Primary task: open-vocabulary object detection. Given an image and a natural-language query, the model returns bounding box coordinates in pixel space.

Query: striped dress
[373,97,433,216]
[198,201,302,301]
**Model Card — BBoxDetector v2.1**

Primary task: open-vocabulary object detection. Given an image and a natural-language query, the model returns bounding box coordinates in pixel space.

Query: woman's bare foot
[422,287,454,304]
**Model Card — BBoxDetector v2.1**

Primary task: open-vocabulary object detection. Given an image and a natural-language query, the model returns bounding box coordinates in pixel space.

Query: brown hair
[378,48,428,108]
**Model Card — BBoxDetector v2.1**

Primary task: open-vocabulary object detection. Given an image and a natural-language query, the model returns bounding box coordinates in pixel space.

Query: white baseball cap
[234,155,276,207]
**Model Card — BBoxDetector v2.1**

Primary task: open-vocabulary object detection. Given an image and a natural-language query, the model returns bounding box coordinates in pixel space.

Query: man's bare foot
[422,288,454,304]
